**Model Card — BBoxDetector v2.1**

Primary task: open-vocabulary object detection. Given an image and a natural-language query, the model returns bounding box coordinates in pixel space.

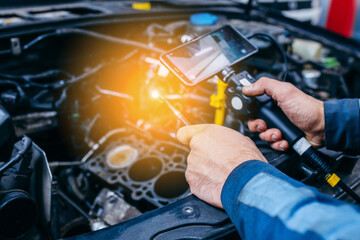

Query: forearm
[324,99,360,155]
[221,160,360,240]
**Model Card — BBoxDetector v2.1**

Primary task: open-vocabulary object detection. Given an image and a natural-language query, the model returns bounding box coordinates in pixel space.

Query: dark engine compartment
[0,3,359,239]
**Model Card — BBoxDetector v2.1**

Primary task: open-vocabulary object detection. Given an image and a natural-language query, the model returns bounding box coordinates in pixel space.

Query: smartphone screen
[160,25,258,85]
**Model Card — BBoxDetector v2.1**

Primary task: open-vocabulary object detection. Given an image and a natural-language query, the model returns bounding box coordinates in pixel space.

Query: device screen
[160,25,258,85]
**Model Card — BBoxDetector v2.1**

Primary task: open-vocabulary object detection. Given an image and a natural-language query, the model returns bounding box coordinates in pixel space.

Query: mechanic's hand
[242,77,325,151]
[177,124,267,208]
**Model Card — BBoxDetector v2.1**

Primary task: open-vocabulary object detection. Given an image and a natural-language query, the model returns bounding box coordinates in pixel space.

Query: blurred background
[245,0,360,41]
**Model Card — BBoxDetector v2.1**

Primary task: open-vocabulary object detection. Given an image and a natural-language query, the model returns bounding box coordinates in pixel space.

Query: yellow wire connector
[325,173,341,187]
[210,77,228,125]
[132,2,151,11]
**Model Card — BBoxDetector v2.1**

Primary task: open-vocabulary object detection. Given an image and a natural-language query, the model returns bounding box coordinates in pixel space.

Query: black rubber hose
[302,147,332,175]
[0,80,26,98]
[20,28,165,54]
[57,189,91,221]
[337,180,360,204]
[0,28,165,56]
[0,136,32,175]
[248,33,288,82]
[0,69,73,81]
[302,147,360,204]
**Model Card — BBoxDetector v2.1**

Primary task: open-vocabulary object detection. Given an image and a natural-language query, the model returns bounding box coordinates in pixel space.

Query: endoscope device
[160,25,360,204]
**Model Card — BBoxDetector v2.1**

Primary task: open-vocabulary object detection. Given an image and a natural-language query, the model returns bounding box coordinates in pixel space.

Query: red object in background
[326,0,357,37]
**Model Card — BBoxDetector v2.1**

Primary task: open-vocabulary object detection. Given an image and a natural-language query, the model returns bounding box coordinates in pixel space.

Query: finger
[270,140,289,151]
[177,124,212,145]
[242,77,285,102]
[248,119,267,133]
[259,128,282,142]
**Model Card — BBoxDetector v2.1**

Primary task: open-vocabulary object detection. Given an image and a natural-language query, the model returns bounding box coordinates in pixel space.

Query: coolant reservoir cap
[106,145,138,169]
[190,13,218,26]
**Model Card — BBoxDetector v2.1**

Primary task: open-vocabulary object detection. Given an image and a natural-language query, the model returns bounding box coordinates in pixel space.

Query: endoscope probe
[151,90,190,126]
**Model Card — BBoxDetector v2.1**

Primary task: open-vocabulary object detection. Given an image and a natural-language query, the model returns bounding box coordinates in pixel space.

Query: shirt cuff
[221,160,306,211]
[324,99,360,155]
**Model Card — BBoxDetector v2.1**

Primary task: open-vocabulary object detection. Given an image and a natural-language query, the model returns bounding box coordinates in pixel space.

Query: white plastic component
[240,78,252,86]
[293,137,311,156]
[292,38,322,60]
[231,96,243,110]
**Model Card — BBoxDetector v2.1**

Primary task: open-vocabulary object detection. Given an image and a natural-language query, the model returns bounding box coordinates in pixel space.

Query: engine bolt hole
[173,157,182,163]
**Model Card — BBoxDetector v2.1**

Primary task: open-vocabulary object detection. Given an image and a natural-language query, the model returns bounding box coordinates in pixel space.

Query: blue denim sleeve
[324,99,360,155]
[221,160,360,240]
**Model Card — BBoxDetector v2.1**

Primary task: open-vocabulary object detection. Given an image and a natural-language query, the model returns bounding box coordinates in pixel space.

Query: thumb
[242,77,282,101]
[177,124,212,145]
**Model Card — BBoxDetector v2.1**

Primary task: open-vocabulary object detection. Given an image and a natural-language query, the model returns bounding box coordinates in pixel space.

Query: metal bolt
[183,206,194,214]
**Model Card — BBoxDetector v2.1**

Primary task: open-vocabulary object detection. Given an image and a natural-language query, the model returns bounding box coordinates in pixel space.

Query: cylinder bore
[106,145,138,169]
[154,171,188,199]
[129,157,162,182]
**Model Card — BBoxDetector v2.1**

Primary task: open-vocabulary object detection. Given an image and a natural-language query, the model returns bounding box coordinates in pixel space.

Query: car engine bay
[0,2,359,239]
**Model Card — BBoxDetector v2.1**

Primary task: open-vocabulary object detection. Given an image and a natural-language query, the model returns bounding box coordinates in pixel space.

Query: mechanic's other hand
[242,77,325,151]
[177,124,267,208]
